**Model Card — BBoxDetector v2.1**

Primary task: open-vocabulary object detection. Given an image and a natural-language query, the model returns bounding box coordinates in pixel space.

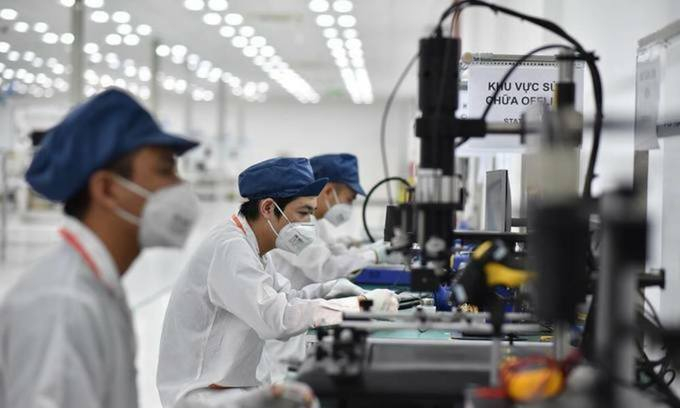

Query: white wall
[154,94,417,194]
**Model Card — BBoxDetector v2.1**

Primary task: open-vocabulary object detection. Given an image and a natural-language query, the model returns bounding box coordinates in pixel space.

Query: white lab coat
[157,215,359,407]
[272,218,376,290]
[259,218,373,384]
[315,217,357,254]
[0,217,138,408]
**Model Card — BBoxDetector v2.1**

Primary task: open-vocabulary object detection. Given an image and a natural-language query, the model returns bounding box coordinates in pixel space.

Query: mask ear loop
[331,188,342,205]
[271,200,292,225]
[325,187,340,211]
[266,199,292,238]
[112,174,152,199]
[110,174,151,226]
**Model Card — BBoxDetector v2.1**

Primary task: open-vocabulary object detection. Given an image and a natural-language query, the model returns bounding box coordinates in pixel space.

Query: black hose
[380,51,419,204]
[437,0,604,198]
[362,177,411,243]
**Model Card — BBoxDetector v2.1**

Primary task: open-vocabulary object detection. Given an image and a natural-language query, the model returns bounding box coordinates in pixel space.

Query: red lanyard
[59,228,103,281]
[231,214,246,234]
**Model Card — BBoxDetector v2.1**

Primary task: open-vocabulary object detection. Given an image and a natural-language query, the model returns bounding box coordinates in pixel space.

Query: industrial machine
[297,2,677,407]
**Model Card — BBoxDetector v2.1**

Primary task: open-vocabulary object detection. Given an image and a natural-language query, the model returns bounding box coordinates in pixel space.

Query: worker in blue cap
[261,153,402,383]
[157,157,398,406]
[271,153,401,289]
[0,88,201,408]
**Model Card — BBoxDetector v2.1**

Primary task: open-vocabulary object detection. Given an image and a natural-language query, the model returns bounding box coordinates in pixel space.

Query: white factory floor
[0,201,238,408]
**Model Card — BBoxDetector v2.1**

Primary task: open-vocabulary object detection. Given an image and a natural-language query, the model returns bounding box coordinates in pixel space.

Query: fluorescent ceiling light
[207,0,228,11]
[136,24,152,36]
[333,0,353,13]
[90,10,109,23]
[0,8,18,20]
[184,0,204,11]
[315,14,334,27]
[33,22,49,33]
[112,11,130,23]
[308,0,329,13]
[203,12,221,25]
[224,13,243,25]
[337,15,356,28]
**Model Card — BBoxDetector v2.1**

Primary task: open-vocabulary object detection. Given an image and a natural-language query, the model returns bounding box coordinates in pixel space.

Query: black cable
[640,289,663,327]
[636,340,680,407]
[362,176,411,243]
[380,51,419,204]
[437,0,603,199]
[636,291,679,393]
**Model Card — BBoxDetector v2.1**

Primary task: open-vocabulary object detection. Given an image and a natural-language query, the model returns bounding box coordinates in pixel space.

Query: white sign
[635,55,661,150]
[467,63,584,124]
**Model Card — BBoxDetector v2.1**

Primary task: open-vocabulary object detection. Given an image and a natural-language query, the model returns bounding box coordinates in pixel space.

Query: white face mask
[324,189,353,227]
[112,175,200,248]
[266,200,317,254]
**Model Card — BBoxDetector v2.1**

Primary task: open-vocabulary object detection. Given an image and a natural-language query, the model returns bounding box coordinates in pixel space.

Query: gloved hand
[361,289,399,312]
[177,382,318,408]
[324,278,366,299]
[370,241,405,265]
[336,235,363,248]
[235,382,319,408]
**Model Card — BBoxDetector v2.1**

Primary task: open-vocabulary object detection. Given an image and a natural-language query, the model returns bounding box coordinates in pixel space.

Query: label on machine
[467,62,585,124]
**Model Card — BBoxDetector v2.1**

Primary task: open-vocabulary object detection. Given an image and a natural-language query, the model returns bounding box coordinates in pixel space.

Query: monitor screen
[485,169,511,232]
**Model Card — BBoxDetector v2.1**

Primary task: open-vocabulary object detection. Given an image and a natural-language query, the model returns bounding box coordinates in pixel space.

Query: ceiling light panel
[309,0,372,103]
[182,1,318,103]
[0,43,71,98]
[155,42,269,102]
[5,2,265,103]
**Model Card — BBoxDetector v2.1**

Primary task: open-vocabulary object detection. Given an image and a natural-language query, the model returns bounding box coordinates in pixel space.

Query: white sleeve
[266,255,363,302]
[176,388,250,408]
[277,242,376,284]
[207,240,344,340]
[176,384,317,408]
[290,279,366,300]
[2,294,107,408]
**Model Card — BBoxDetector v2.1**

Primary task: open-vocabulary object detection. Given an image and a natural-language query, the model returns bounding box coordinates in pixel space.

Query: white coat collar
[233,214,267,265]
[62,216,126,299]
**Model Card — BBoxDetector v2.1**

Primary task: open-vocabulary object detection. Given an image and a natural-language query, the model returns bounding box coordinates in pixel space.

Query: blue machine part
[353,267,411,286]
[451,251,471,273]
[495,286,516,313]
[433,284,453,311]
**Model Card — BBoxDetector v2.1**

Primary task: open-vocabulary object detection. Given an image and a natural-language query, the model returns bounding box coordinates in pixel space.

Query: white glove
[176,382,318,408]
[324,278,366,299]
[362,289,399,312]
[336,235,362,248]
[235,382,319,408]
[370,242,404,265]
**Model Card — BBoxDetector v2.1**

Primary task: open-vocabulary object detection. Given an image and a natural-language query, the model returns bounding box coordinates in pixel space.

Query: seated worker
[156,157,399,407]
[271,153,401,290]
[0,89,201,408]
[259,153,403,383]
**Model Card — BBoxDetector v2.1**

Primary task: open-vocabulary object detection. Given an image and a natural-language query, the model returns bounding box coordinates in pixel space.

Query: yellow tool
[500,356,565,402]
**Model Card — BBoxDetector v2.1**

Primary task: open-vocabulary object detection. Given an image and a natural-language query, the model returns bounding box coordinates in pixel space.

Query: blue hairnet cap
[310,153,366,196]
[25,88,199,202]
[238,157,328,200]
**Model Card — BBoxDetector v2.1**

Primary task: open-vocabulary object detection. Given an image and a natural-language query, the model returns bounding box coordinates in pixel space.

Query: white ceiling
[0,0,453,103]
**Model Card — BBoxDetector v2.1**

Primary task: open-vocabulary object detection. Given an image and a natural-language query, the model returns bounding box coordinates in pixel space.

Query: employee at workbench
[157,157,399,407]
[259,153,403,383]
[270,153,402,290]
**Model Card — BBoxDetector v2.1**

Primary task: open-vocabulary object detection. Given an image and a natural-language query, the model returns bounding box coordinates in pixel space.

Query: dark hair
[63,152,135,220]
[239,196,296,221]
